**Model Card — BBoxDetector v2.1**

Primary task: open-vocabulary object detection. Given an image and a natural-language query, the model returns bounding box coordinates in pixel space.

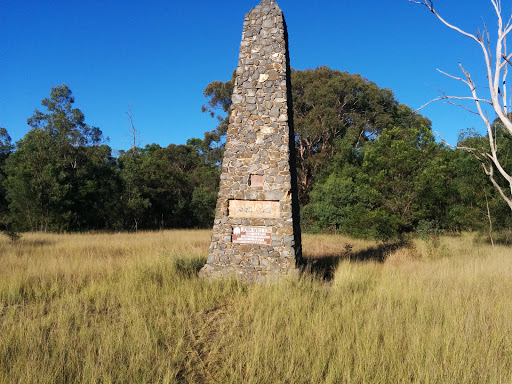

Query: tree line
[0,85,219,232]
[1,67,511,239]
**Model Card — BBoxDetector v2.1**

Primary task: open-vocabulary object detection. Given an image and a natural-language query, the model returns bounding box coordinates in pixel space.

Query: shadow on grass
[174,256,207,278]
[18,239,55,247]
[479,231,512,247]
[303,241,407,281]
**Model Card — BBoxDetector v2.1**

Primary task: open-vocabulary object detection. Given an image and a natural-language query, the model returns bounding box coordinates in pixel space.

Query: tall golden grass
[1,231,511,383]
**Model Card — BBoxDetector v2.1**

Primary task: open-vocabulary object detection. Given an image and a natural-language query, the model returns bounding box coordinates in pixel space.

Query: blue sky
[1,0,507,153]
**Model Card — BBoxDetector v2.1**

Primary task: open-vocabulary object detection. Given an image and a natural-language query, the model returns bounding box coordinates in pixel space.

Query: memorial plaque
[232,226,272,245]
[228,200,280,219]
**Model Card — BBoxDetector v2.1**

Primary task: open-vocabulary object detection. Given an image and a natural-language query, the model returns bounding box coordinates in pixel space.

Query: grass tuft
[174,256,207,278]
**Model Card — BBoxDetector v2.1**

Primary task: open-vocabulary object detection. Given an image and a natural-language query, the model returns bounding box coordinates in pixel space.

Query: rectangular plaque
[229,200,280,218]
[249,174,264,187]
[232,226,272,245]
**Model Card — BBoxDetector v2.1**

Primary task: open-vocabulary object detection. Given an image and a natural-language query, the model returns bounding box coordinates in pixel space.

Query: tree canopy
[1,73,510,240]
[3,85,219,232]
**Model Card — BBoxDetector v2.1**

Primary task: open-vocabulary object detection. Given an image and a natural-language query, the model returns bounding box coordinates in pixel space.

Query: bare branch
[123,105,143,153]
[412,0,512,212]
[502,45,509,113]
[502,52,512,67]
[443,99,481,115]
[458,63,476,91]
[414,94,491,113]
[505,11,512,32]
[502,22,512,39]
[413,97,445,111]
[436,130,480,151]
[409,0,485,45]
[485,24,493,65]
[436,68,472,87]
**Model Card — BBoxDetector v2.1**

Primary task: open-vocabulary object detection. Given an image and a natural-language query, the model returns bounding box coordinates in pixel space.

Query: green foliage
[0,127,14,158]
[4,85,120,231]
[118,143,219,230]
[444,128,512,232]
[304,103,446,240]
[1,70,511,235]
[302,174,358,233]
[304,116,512,240]
[173,255,208,278]
[0,127,14,229]
[416,219,441,240]
[293,66,398,203]
[302,172,401,240]
[5,128,67,231]
[27,84,102,146]
[201,66,403,204]
[361,120,439,230]
[191,185,218,227]
[2,228,21,243]
[0,84,220,233]
[199,70,236,165]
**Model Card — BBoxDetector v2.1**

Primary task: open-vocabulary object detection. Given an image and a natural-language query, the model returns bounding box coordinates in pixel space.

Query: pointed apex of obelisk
[260,0,279,7]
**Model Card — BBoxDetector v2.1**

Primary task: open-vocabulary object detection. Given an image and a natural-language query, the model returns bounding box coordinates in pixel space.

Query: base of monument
[198,263,301,283]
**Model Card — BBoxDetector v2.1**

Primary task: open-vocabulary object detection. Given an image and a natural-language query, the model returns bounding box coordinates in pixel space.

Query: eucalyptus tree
[5,85,119,231]
[202,66,399,204]
[292,67,397,203]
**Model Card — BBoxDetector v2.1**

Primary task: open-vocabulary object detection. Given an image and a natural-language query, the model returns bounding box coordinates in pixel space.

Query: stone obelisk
[199,0,301,282]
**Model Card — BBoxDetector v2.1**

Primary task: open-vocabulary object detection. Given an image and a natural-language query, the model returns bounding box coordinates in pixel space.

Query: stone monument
[199,0,302,282]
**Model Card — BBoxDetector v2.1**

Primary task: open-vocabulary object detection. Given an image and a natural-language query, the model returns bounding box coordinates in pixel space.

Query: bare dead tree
[123,105,143,232]
[485,195,495,246]
[123,105,142,155]
[410,0,512,211]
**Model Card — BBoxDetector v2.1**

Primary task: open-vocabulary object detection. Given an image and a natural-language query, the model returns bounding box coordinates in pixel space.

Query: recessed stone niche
[249,174,264,187]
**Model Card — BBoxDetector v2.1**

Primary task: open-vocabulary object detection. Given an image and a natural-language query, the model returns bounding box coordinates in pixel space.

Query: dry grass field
[1,230,511,383]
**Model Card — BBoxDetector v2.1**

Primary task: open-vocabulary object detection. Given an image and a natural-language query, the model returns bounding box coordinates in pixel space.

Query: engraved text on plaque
[232,226,272,245]
[228,200,280,219]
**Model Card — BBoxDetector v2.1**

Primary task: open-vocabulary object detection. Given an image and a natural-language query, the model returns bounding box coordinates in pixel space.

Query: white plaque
[232,226,272,245]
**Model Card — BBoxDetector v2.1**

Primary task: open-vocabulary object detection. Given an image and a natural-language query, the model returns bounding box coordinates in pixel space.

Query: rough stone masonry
[199,0,302,282]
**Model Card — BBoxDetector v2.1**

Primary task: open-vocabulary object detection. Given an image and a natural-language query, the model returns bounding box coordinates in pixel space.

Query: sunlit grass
[1,230,511,383]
